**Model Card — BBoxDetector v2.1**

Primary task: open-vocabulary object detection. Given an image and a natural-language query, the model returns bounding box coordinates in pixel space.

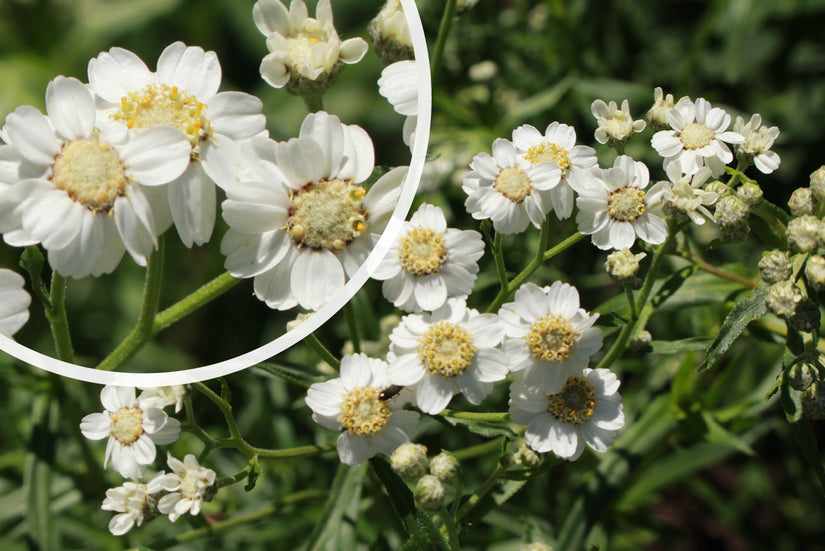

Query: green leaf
[19,246,52,312]
[219,378,232,404]
[303,463,368,551]
[459,479,527,525]
[436,415,517,439]
[254,362,326,389]
[24,394,58,551]
[245,458,262,492]
[650,337,715,355]
[700,410,756,456]
[698,282,768,372]
[750,204,788,250]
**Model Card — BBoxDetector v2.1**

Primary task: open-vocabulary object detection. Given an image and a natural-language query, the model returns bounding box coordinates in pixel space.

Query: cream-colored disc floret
[524,142,572,172]
[607,187,646,222]
[494,167,532,204]
[286,31,329,71]
[525,314,579,362]
[113,84,211,149]
[52,137,127,212]
[338,386,392,436]
[546,376,596,425]
[110,407,144,446]
[679,122,714,150]
[417,320,477,377]
[287,178,367,250]
[398,228,447,276]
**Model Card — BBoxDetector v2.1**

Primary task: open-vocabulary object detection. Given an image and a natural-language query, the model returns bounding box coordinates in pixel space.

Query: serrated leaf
[255,362,326,389]
[303,463,368,551]
[698,282,768,372]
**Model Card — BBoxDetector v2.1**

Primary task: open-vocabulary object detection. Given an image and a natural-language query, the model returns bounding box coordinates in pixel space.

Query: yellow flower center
[607,187,646,222]
[287,178,367,251]
[51,137,127,212]
[110,407,144,445]
[546,376,596,425]
[524,142,572,172]
[417,320,477,377]
[338,385,392,436]
[398,227,447,276]
[525,314,578,363]
[679,122,714,150]
[494,167,532,204]
[113,83,210,150]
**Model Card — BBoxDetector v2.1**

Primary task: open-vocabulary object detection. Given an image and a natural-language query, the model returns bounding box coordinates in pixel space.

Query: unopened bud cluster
[390,444,462,513]
[605,249,646,288]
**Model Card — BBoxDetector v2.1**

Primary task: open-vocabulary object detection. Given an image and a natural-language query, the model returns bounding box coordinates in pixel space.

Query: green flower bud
[766,280,803,317]
[759,250,792,284]
[390,442,429,480]
[414,475,445,512]
[736,182,763,207]
[787,215,820,253]
[810,166,825,204]
[788,187,814,217]
[429,451,460,484]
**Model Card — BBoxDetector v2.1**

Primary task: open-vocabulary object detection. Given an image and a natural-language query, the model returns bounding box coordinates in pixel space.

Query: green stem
[304,332,340,369]
[456,462,507,521]
[344,302,361,354]
[302,92,324,113]
[453,436,506,461]
[624,286,637,321]
[153,271,240,333]
[441,410,509,422]
[439,508,461,550]
[430,0,458,80]
[47,273,74,363]
[492,232,508,294]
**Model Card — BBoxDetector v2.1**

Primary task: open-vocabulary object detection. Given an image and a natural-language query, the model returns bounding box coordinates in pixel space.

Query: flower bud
[414,475,446,512]
[715,195,749,227]
[788,188,814,217]
[766,280,803,317]
[802,382,825,420]
[789,299,821,333]
[429,451,460,484]
[704,180,730,198]
[806,255,825,290]
[789,362,818,392]
[605,249,646,284]
[759,250,792,284]
[736,183,763,207]
[390,442,429,480]
[647,87,676,132]
[512,444,542,469]
[369,0,414,63]
[628,330,653,352]
[787,215,821,253]
[810,166,825,204]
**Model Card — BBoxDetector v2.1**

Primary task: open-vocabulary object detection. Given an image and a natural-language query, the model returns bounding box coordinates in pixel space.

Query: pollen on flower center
[398,227,447,276]
[680,122,714,150]
[608,187,646,222]
[494,167,532,203]
[417,320,477,377]
[524,142,572,172]
[110,407,144,445]
[113,83,210,149]
[287,30,333,71]
[287,178,367,251]
[546,376,596,425]
[338,385,392,436]
[51,137,127,212]
[525,313,578,362]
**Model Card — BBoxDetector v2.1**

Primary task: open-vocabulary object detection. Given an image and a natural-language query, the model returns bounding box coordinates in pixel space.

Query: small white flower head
[0,76,191,277]
[646,87,678,132]
[87,42,267,248]
[390,442,429,480]
[758,249,792,284]
[305,353,420,466]
[0,268,30,337]
[413,474,445,512]
[736,182,763,207]
[509,368,625,460]
[220,112,400,311]
[369,0,414,62]
[651,97,744,176]
[766,280,803,317]
[387,298,509,414]
[253,0,368,92]
[806,255,825,291]
[429,451,459,484]
[810,166,825,204]
[734,114,781,174]
[591,99,646,147]
[373,203,484,313]
[462,138,562,234]
[787,214,820,253]
[605,248,646,282]
[788,187,814,217]
[659,164,718,225]
[499,282,603,392]
[138,385,189,413]
[569,155,668,250]
[511,122,597,219]
[378,60,418,148]
[147,453,216,522]
[101,481,158,536]
[80,386,181,480]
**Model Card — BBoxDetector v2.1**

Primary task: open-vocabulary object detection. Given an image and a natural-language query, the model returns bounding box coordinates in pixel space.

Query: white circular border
[0,0,432,386]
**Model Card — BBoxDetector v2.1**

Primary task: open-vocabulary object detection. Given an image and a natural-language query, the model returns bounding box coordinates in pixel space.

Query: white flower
[511,122,598,220]
[646,87,686,131]
[387,298,509,414]
[569,155,668,250]
[101,481,158,536]
[305,353,420,466]
[88,42,266,247]
[378,59,418,147]
[659,163,718,225]
[463,138,562,234]
[509,367,625,460]
[372,203,484,312]
[370,0,413,62]
[80,386,181,480]
[499,282,603,392]
[0,268,30,337]
[147,454,216,522]
[253,0,368,89]
[590,99,646,145]
[220,111,400,311]
[0,76,190,278]
[651,97,744,176]
[734,114,781,174]
[138,385,189,413]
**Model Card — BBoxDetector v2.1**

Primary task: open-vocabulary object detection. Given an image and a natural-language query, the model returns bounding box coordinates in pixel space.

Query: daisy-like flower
[646,87,680,131]
[734,114,781,174]
[462,138,562,234]
[569,155,668,250]
[370,0,414,62]
[147,454,216,522]
[80,386,181,480]
[499,282,603,392]
[138,385,189,413]
[0,268,30,337]
[511,122,598,219]
[509,367,625,460]
[651,97,744,176]
[386,298,509,414]
[88,42,267,247]
[591,99,646,147]
[659,163,718,225]
[305,353,420,466]
[378,59,418,148]
[0,76,190,277]
[372,203,484,312]
[220,111,400,311]
[101,481,158,536]
[253,0,368,91]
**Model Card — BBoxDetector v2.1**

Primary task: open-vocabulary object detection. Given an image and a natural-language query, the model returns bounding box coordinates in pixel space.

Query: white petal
[120,127,191,185]
[290,249,344,310]
[45,76,95,140]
